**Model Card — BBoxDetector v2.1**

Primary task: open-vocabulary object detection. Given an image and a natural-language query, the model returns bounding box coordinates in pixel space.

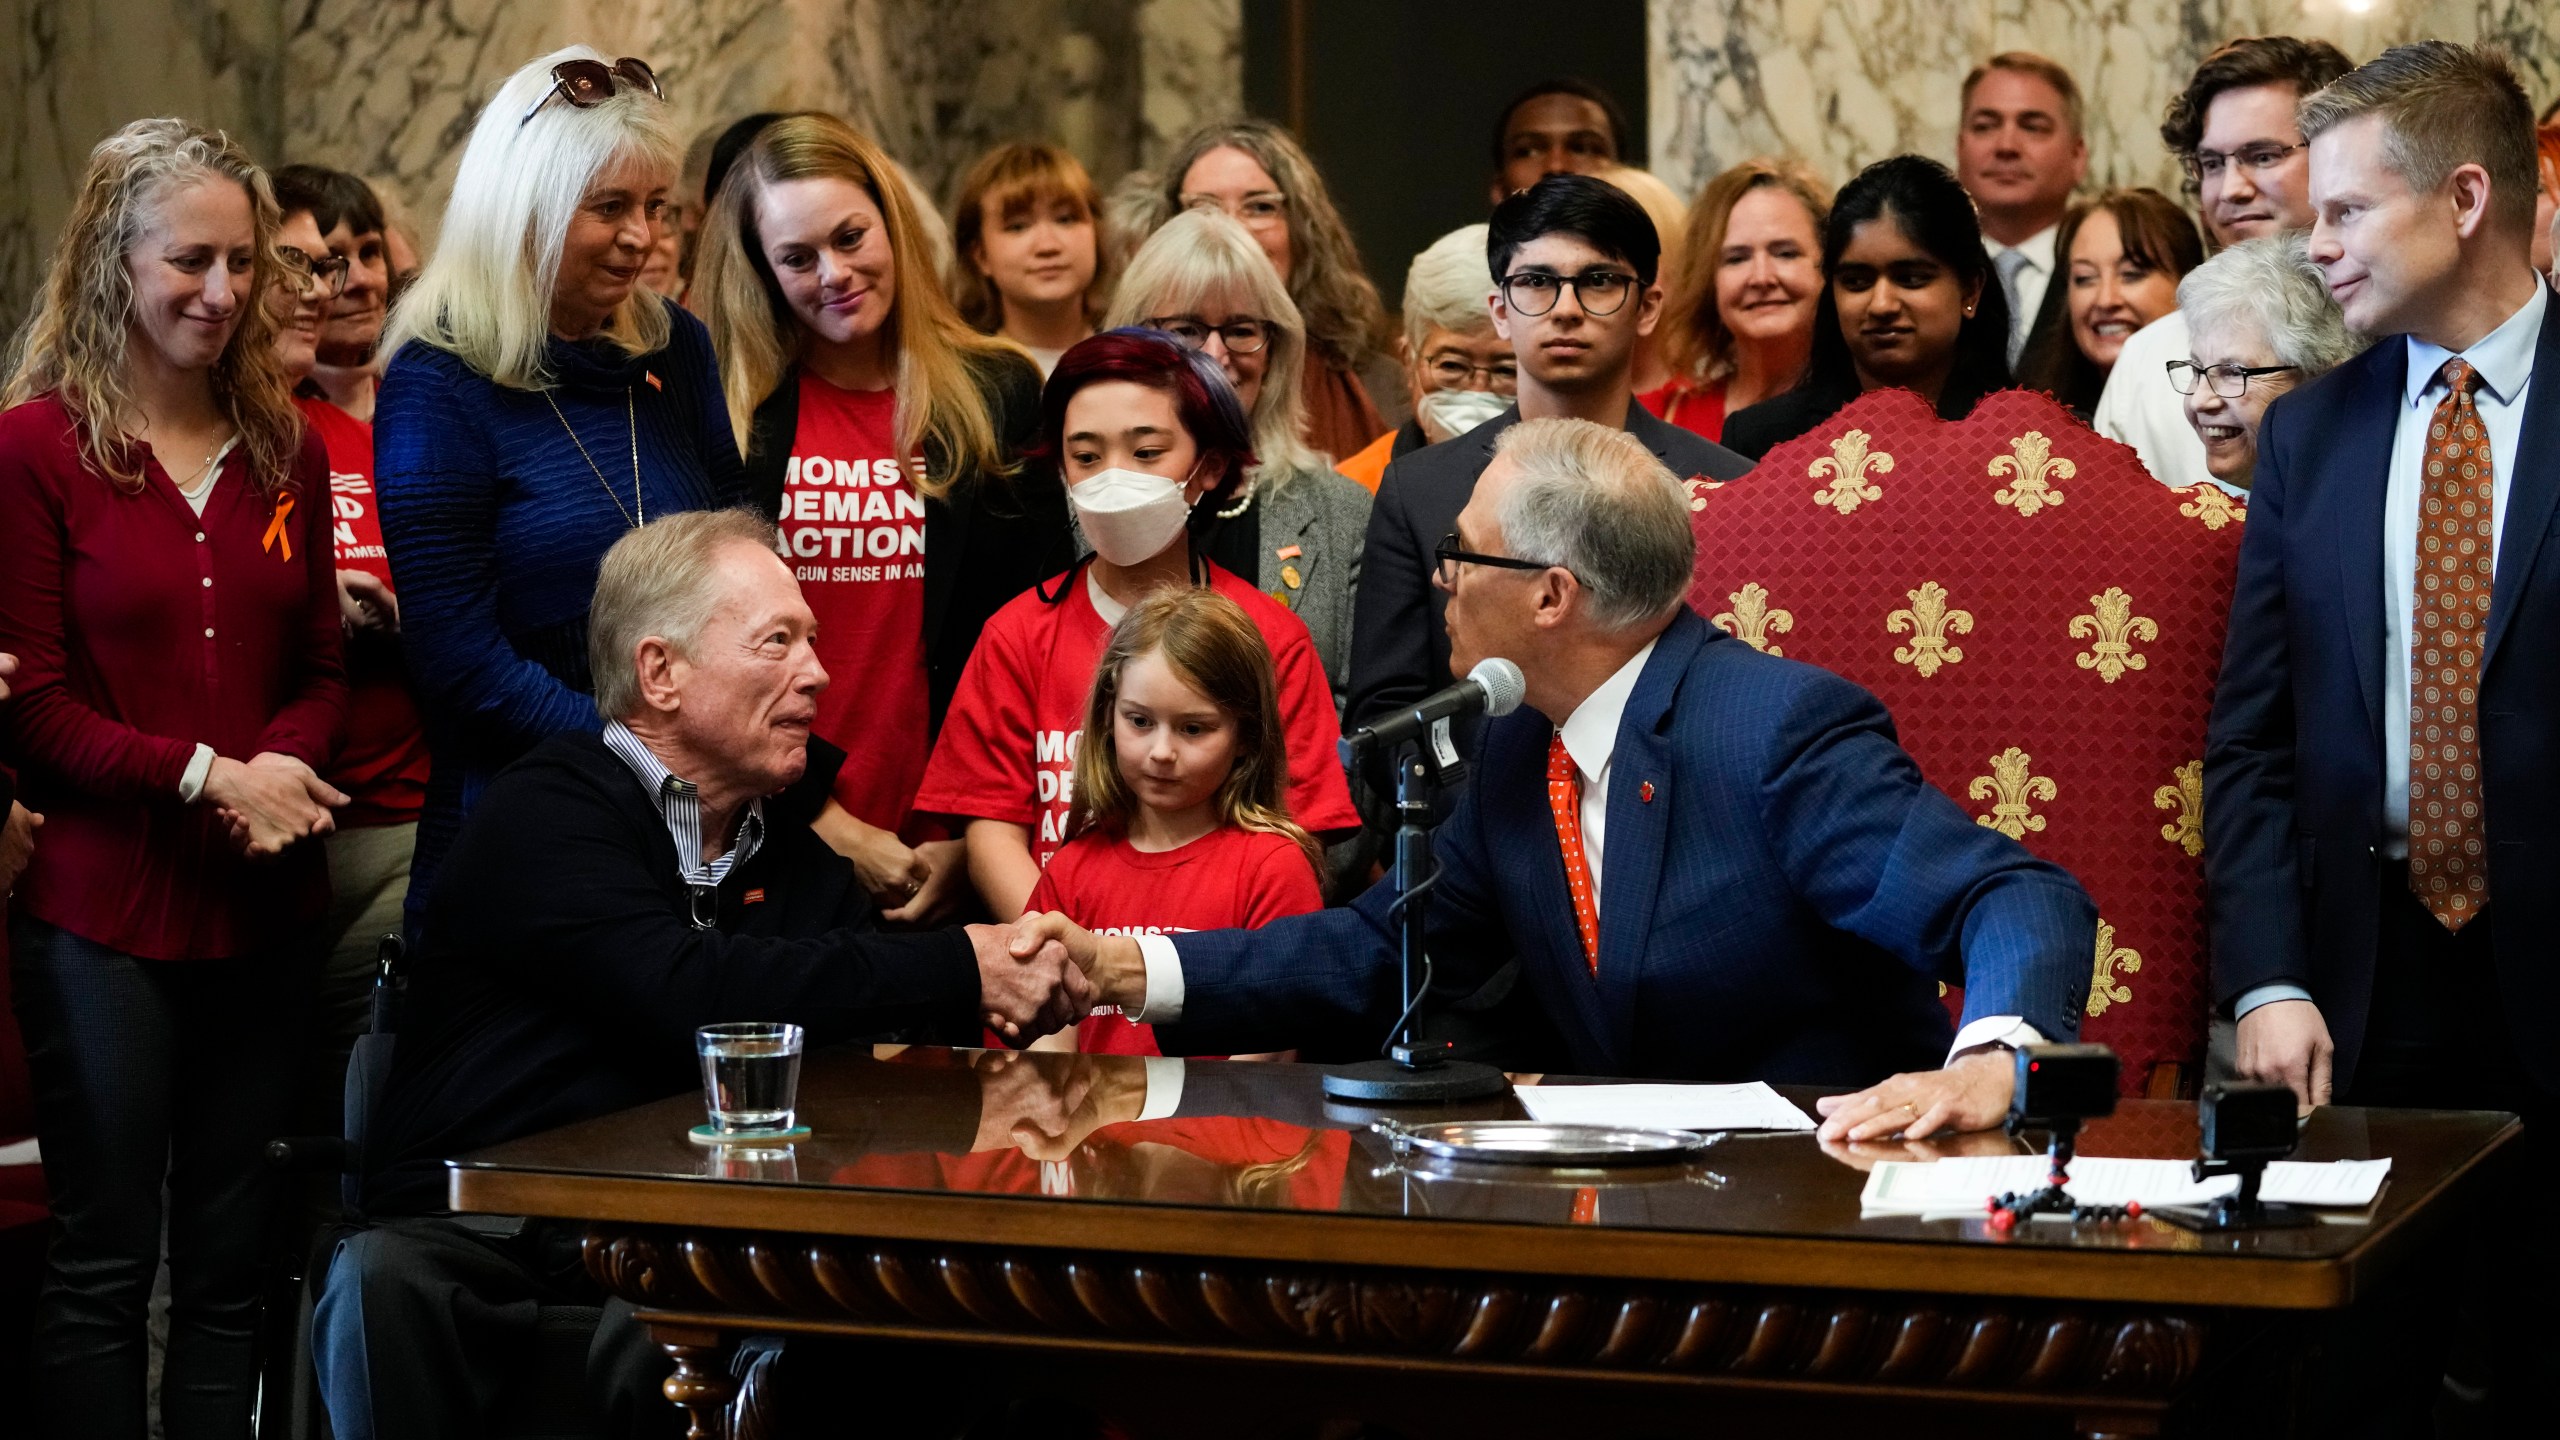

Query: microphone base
[1321,1058,1511,1104]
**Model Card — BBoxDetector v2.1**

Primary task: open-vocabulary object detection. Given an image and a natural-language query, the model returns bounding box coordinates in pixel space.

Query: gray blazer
[1250,462,1372,704]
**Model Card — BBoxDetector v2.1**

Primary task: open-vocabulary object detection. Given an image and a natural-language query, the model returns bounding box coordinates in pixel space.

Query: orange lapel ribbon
[262,493,295,561]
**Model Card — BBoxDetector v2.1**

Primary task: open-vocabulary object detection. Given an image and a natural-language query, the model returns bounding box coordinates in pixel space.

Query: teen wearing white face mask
[916,329,1361,918]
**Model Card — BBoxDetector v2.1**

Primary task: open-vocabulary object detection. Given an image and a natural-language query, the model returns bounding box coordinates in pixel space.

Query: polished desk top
[451,1046,2516,1310]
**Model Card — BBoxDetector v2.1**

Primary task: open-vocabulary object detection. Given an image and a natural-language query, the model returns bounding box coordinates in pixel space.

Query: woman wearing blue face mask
[914,329,1360,918]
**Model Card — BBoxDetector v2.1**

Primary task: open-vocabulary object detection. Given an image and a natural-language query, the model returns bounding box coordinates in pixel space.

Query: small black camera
[2009,1043,2120,1131]
[2199,1083,2300,1166]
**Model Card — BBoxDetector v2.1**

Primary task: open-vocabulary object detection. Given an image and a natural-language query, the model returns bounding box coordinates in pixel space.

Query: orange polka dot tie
[2408,358,2494,931]
[1548,733,1600,974]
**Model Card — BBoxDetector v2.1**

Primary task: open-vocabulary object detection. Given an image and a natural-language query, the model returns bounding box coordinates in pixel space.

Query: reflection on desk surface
[452,1044,2514,1260]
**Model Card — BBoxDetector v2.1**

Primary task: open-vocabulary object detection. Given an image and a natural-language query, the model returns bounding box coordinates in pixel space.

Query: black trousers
[8,915,310,1440]
[2310,881,2557,1436]
[312,1214,678,1440]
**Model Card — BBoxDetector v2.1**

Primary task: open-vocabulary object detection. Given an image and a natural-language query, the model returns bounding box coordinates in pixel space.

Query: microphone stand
[1322,731,1509,1103]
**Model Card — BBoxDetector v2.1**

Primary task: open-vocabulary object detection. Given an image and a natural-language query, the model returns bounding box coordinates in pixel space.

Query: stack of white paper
[1858,1155,2392,1215]
[1513,1082,1817,1133]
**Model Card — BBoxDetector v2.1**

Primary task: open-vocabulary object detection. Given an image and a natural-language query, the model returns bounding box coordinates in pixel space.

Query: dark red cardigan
[0,395,345,960]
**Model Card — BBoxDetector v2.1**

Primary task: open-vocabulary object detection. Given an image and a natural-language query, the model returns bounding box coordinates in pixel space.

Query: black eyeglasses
[2166,360,2299,398]
[520,57,664,127]
[1498,268,1637,317]
[1434,532,1559,587]
[2180,141,2300,183]
[276,245,349,299]
[1142,315,1272,355]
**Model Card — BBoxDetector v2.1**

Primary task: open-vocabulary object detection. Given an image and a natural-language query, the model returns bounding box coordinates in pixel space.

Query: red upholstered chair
[1687,387,2247,1096]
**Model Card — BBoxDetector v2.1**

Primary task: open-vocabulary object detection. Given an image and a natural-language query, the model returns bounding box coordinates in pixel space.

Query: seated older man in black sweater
[313,509,1091,1440]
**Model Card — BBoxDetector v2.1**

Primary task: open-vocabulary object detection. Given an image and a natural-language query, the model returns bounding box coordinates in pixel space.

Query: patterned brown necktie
[2407,358,2494,930]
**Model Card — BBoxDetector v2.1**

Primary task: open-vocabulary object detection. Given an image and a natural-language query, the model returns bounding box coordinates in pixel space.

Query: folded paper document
[1858,1155,2392,1215]
[1514,1082,1817,1132]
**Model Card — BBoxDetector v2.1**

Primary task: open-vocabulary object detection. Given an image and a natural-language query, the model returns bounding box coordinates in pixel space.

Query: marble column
[1650,0,2560,201]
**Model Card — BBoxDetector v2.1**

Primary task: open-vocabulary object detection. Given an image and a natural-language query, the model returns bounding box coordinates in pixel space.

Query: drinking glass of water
[695,1023,805,1139]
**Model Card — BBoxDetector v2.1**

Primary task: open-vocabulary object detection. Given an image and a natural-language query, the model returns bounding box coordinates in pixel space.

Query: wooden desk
[450,1047,2514,1439]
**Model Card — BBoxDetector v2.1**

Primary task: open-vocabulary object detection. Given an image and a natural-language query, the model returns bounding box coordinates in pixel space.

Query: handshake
[960,911,1148,1045]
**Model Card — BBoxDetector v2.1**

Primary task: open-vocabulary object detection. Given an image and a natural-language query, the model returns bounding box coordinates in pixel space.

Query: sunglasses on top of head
[520,57,665,127]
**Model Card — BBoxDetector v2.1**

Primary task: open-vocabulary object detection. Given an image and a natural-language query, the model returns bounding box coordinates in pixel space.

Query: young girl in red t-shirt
[1026,586,1322,1057]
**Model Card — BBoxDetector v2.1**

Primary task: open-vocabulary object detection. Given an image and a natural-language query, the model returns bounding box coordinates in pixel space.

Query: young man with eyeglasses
[2093,35,2353,493]
[1347,174,1746,762]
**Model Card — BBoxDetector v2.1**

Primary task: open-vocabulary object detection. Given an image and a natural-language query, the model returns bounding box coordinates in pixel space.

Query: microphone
[1346,658,1527,758]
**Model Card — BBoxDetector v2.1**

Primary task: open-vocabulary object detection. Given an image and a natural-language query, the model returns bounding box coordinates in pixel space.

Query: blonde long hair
[1106,208,1323,480]
[377,44,680,389]
[4,119,301,494]
[1658,160,1832,388]
[692,112,1020,499]
[1068,588,1321,877]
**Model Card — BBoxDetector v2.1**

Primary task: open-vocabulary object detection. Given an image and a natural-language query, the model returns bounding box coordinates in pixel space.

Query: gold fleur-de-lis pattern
[1969,747,2056,839]
[2176,485,2244,531]
[1712,582,1795,655]
[2069,587,2159,683]
[1887,580,1972,677]
[1809,429,1892,515]
[1990,430,2072,516]
[1684,475,1716,513]
[2088,919,2142,1017]
[2154,760,2203,857]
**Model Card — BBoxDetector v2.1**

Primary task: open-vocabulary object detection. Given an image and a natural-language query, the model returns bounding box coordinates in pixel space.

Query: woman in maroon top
[0,120,344,1439]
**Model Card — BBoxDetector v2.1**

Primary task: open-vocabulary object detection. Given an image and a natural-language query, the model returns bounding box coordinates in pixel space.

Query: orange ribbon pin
[262,493,296,561]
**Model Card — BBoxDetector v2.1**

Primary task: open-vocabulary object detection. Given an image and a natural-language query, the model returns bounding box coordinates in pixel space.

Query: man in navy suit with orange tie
[2204,42,2558,1426]
[1016,417,2096,1137]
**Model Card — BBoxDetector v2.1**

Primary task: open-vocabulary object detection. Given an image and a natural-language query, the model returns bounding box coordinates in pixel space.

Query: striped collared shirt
[601,721,766,926]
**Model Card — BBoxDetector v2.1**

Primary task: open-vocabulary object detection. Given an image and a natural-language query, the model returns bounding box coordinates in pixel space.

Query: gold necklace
[169,433,234,497]
[545,386,643,528]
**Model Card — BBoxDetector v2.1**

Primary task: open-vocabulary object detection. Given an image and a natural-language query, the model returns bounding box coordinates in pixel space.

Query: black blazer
[1345,401,1750,741]
[745,353,1071,735]
[2205,291,2560,1094]
[363,731,982,1215]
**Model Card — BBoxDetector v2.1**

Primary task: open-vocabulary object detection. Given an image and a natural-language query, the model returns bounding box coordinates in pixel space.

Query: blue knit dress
[374,297,746,938]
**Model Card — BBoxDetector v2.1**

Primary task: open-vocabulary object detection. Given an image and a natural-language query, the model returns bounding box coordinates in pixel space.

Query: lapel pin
[1280,563,1303,590]
[1276,544,1302,560]
[1639,781,1655,804]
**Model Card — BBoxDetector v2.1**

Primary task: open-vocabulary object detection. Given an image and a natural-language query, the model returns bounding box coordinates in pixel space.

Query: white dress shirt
[2234,282,2544,1022]
[1131,640,2033,1061]
[2092,311,2232,496]
[1988,224,2058,367]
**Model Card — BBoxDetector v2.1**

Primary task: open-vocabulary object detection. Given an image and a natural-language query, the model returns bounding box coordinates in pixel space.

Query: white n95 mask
[1069,466,1194,566]
[1417,388,1508,441]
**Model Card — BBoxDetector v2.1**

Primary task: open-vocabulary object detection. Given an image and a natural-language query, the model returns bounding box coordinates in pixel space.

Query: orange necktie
[2408,358,2494,930]
[1547,733,1600,974]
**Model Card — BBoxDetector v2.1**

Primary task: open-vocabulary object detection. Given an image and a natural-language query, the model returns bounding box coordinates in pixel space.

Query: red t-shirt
[779,373,934,837]
[1636,377,1729,442]
[301,396,429,828]
[913,561,1359,868]
[1027,824,1322,1054]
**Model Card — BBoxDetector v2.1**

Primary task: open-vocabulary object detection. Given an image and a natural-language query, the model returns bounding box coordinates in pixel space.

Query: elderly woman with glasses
[1339,223,1511,491]
[372,45,749,945]
[2172,234,2366,493]
[1104,208,1373,702]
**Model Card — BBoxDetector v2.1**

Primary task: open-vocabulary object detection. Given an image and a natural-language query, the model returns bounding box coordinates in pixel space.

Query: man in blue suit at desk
[2203,42,2557,1426]
[1017,417,2096,1138]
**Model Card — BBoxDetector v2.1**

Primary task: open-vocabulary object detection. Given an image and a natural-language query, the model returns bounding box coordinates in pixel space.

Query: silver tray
[1370,1119,1714,1166]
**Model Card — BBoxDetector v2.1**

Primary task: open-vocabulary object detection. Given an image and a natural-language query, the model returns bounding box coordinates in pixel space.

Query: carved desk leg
[652,1322,735,1440]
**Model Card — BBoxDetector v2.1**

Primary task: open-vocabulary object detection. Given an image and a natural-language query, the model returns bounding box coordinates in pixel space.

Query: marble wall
[0,0,1242,338]
[1650,0,2560,202]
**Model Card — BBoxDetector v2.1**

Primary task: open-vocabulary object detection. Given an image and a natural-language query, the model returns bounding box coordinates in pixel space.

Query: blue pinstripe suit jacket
[1161,609,2096,1084]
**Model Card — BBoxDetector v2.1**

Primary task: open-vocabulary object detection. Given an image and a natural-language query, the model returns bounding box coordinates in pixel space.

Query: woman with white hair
[1105,208,1372,698]
[373,47,747,940]
[1339,223,1509,492]
[0,118,344,1438]
[2171,233,2366,492]
[691,111,1070,925]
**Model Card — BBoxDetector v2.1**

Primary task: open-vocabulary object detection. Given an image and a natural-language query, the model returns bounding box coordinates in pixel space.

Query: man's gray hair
[588,509,783,721]
[2177,234,2367,377]
[1401,224,1495,356]
[2296,41,2538,237]
[1490,418,1696,630]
